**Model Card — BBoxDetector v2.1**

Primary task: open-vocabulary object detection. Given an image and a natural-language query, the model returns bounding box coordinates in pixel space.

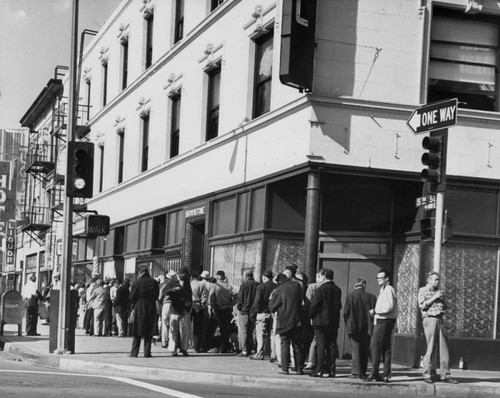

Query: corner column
[304,171,321,283]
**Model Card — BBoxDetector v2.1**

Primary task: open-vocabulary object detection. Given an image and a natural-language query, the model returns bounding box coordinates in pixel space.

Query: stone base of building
[393,334,500,371]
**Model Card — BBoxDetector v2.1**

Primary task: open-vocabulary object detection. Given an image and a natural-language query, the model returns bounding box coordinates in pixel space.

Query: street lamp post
[57,0,79,354]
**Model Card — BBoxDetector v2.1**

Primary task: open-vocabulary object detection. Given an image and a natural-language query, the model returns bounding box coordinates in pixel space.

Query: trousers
[369,319,395,377]
[422,316,450,380]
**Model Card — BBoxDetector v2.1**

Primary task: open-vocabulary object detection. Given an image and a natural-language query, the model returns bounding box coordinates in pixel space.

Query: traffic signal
[66,141,94,198]
[421,131,447,192]
[420,217,435,240]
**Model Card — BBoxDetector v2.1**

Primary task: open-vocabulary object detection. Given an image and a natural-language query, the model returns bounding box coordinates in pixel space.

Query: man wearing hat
[250,270,277,360]
[129,266,159,357]
[344,278,377,379]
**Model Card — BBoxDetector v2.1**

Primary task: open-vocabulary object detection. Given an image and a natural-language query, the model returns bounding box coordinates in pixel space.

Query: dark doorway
[190,222,206,276]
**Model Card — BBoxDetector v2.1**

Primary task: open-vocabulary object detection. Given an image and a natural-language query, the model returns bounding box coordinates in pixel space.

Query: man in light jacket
[366,269,398,383]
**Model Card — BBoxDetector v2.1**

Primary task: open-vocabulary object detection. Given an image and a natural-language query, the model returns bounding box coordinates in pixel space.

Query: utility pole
[57,0,78,354]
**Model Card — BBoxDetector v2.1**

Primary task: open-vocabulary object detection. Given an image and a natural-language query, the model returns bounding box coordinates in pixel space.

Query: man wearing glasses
[366,270,398,383]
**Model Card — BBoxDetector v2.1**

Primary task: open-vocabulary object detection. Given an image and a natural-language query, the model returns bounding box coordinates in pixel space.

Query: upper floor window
[145,13,154,69]
[206,66,221,141]
[117,131,125,183]
[102,61,108,107]
[85,80,91,121]
[211,0,224,12]
[253,31,273,118]
[99,145,104,192]
[428,8,500,111]
[170,92,181,158]
[121,38,129,90]
[174,0,184,44]
[141,113,150,172]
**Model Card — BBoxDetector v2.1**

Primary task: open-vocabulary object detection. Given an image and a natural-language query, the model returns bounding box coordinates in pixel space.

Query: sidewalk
[1,322,499,397]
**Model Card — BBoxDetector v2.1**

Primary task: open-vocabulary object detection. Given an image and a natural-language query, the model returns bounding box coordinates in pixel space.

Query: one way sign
[407,98,458,135]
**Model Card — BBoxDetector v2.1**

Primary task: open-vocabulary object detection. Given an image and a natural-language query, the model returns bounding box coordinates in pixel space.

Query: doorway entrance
[185,221,206,276]
[318,239,391,358]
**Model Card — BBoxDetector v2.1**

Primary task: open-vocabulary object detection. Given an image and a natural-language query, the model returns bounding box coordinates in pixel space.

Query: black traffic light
[421,131,447,192]
[420,217,435,240]
[66,141,94,198]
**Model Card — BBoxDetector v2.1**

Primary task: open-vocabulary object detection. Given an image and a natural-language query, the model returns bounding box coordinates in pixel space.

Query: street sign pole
[433,191,444,273]
[57,0,78,355]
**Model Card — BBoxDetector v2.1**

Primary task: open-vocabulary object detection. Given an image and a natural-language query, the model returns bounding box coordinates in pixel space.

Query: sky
[0,0,122,129]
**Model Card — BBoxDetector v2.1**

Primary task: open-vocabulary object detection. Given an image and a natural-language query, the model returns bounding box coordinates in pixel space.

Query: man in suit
[236,270,259,356]
[309,268,342,378]
[90,279,107,336]
[344,278,377,379]
[269,270,304,375]
[129,266,160,358]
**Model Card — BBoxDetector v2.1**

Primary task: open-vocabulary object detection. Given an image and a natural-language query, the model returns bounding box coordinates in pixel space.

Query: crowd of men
[21,264,457,384]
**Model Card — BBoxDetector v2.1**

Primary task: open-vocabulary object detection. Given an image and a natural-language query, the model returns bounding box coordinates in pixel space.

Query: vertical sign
[5,220,16,270]
[0,161,16,234]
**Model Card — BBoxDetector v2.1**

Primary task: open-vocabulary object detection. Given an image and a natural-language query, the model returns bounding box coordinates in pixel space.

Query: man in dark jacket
[236,270,259,356]
[344,278,377,379]
[269,270,304,375]
[250,270,276,360]
[129,266,159,358]
[114,278,131,337]
[164,266,192,356]
[309,268,342,378]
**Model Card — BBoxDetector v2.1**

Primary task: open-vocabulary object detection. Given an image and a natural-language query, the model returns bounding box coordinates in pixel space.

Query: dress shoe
[442,378,458,384]
[382,376,390,383]
[365,374,382,382]
[423,377,434,384]
[128,354,138,358]
[296,369,304,375]
[327,373,335,378]
[180,350,189,357]
[171,352,178,357]
[278,370,290,375]
[309,372,323,378]
[144,354,152,358]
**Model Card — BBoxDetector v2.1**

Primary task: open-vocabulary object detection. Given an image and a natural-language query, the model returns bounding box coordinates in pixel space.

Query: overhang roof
[19,78,64,128]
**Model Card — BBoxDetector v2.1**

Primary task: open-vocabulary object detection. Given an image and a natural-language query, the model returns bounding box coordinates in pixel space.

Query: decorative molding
[465,0,483,14]
[99,47,109,65]
[198,42,223,69]
[118,22,130,43]
[83,68,92,83]
[163,73,182,96]
[141,0,155,18]
[243,3,277,35]
[114,115,126,133]
[136,96,151,117]
[95,131,106,148]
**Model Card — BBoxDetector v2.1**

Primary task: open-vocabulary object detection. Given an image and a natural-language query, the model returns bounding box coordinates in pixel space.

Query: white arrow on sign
[407,98,458,135]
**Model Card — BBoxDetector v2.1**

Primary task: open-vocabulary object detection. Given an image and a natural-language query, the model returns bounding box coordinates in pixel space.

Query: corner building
[27,0,500,369]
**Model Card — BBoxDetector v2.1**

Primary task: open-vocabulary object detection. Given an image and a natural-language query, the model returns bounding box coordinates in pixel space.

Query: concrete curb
[3,341,500,397]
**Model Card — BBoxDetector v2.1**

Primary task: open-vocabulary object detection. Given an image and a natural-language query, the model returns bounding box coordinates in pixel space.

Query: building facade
[17,0,500,369]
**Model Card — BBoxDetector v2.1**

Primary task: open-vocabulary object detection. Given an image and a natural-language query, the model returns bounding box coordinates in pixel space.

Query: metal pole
[433,191,444,273]
[57,0,78,354]
[304,171,321,283]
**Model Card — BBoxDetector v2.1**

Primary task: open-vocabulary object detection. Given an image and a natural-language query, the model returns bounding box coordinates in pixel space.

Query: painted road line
[0,370,202,398]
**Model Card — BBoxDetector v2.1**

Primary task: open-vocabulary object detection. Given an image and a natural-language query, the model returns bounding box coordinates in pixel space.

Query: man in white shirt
[366,269,398,383]
[22,273,42,336]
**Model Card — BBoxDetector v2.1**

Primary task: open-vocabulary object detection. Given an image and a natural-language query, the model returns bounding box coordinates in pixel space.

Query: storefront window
[213,197,236,236]
[446,187,498,236]
[211,240,262,287]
